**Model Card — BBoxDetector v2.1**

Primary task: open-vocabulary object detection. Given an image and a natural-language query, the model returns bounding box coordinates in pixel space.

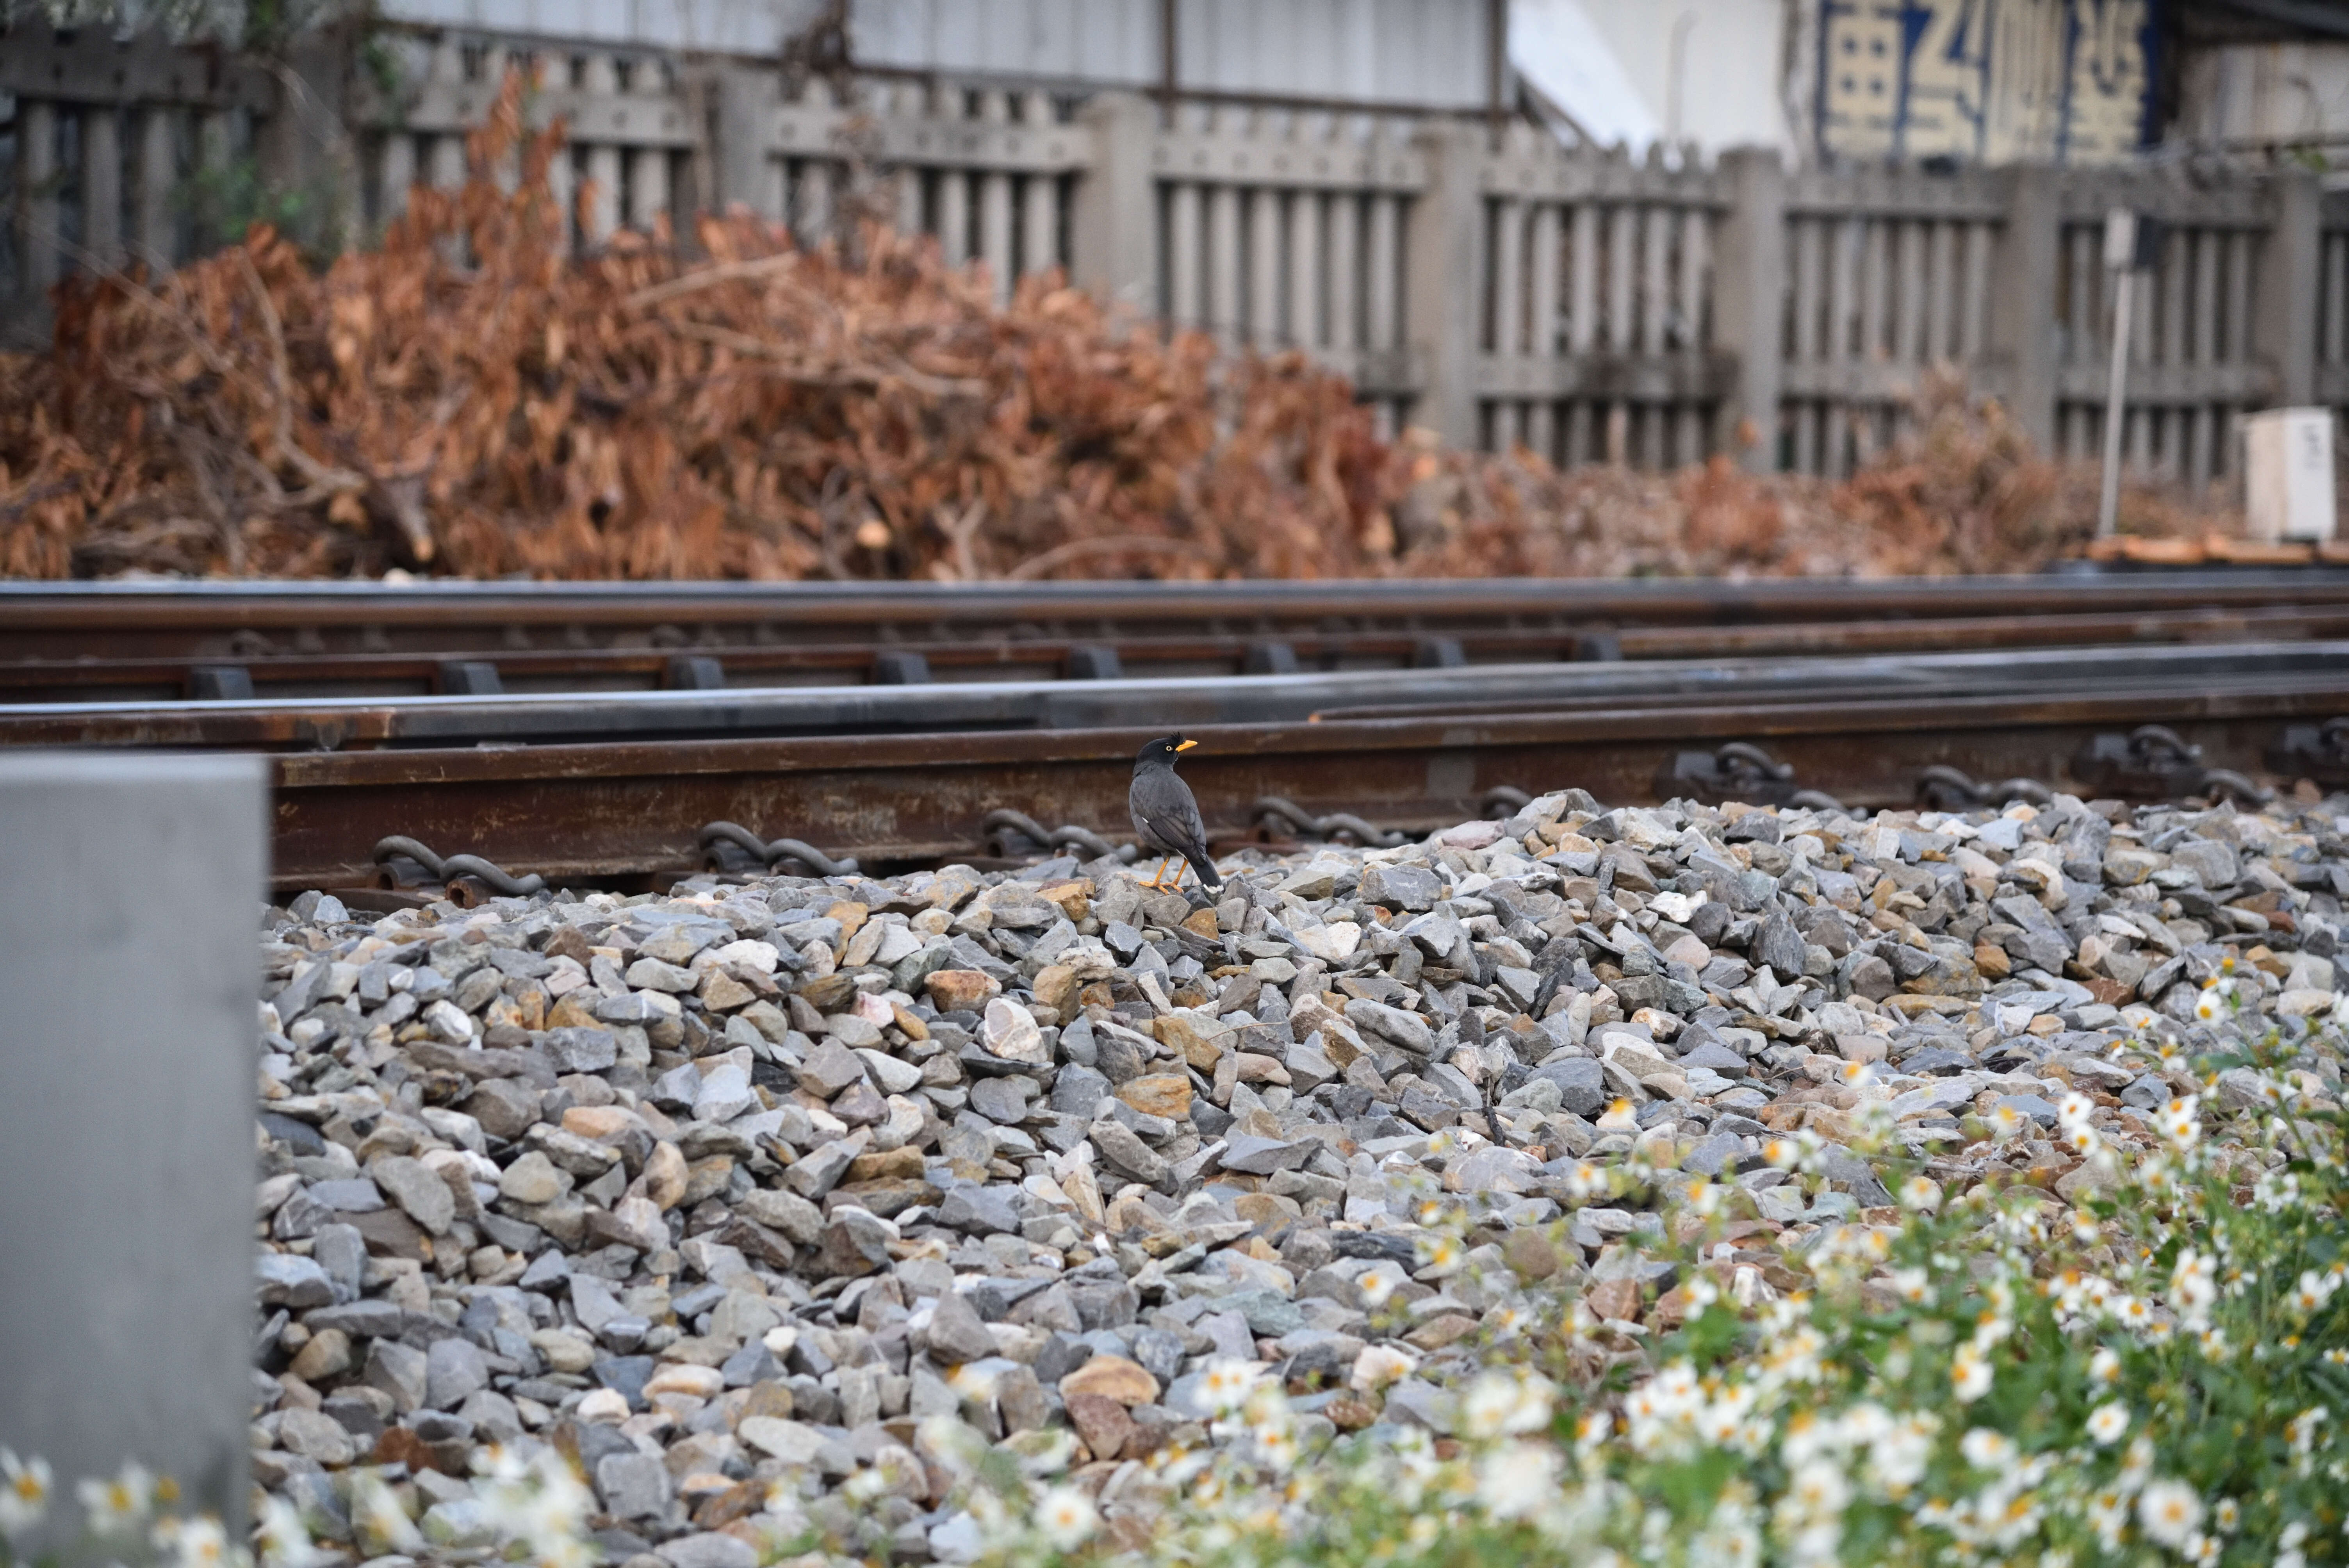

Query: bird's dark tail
[1185,851,1223,890]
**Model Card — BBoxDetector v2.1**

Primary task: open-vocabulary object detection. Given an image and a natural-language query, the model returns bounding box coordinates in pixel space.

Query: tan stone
[1585,1277,1641,1322]
[289,1327,352,1383]
[644,1363,726,1401]
[641,1140,690,1210]
[890,1002,930,1041]
[563,1105,642,1142]
[1154,1013,1228,1071]
[1058,1354,1159,1406]
[925,969,1001,1013]
[1065,1393,1134,1461]
[1834,1033,1887,1064]
[700,969,756,1012]
[1233,1052,1290,1084]
[545,995,601,1031]
[845,1145,928,1183]
[1117,1073,1192,1120]
[825,901,870,942]
[1032,964,1080,1014]
[735,1381,795,1424]
[1403,1313,1478,1352]
[1039,880,1095,921]
[1500,1228,1560,1281]
[684,1155,734,1207]
[1232,1192,1302,1228]
[531,1328,596,1374]
[1973,943,2011,980]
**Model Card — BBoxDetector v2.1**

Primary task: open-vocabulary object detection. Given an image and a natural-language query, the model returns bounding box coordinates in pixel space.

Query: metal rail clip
[2267,717,2349,789]
[2070,725,2274,805]
[980,810,1138,863]
[697,823,861,877]
[1914,765,2055,811]
[1480,786,1533,819]
[1657,743,1847,812]
[1251,796,1409,848]
[372,836,547,898]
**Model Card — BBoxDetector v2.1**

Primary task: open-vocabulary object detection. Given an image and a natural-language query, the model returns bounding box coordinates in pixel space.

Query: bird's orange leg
[1141,856,1171,891]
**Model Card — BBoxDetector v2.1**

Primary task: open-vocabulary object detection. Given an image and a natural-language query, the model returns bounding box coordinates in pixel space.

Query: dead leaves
[0,75,2228,584]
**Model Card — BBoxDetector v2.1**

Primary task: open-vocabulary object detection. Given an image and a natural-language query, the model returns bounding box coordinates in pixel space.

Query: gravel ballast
[247,786,2349,1564]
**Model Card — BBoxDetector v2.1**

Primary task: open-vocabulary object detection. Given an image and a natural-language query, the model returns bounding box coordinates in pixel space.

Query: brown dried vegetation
[0,77,2228,583]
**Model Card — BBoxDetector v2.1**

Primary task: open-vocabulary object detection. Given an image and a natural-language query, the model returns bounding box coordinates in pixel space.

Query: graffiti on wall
[1815,0,2156,164]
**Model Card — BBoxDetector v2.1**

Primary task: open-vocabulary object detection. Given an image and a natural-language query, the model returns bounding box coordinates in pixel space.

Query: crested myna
[1130,734,1223,892]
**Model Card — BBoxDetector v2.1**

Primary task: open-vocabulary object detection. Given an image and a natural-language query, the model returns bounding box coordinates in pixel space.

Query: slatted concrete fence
[2,18,2331,486]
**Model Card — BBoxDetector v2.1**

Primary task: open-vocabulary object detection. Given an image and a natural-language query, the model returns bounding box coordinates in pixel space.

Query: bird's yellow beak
[1176,739,1198,752]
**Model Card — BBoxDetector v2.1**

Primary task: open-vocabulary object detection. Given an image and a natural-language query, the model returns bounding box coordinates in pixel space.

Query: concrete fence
[3,18,2330,482]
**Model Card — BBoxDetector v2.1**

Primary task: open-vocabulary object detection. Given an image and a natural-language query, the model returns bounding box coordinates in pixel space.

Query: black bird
[1129,734,1222,892]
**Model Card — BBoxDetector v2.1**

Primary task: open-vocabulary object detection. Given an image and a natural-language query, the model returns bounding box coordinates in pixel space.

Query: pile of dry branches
[0,78,2225,583]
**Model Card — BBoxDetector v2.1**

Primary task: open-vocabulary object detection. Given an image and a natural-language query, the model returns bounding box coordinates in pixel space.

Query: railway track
[5,570,2349,702]
[0,643,2330,894]
[11,574,2349,896]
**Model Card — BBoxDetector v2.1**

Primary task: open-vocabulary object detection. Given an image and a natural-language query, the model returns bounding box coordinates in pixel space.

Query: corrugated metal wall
[374,0,1495,106]
[1173,0,1490,106]
[852,0,1161,85]
[374,0,827,52]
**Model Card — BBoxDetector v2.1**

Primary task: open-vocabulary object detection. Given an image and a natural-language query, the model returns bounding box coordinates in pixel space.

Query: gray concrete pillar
[1715,146,1786,472]
[0,753,266,1550]
[1070,91,1158,317]
[712,65,780,221]
[1404,120,1485,447]
[1989,164,2061,455]
[2262,167,2322,408]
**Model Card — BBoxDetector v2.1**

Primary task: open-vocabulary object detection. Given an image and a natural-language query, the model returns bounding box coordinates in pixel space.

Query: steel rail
[6,570,2349,661]
[4,602,2346,705]
[243,658,2349,892]
[10,642,2346,752]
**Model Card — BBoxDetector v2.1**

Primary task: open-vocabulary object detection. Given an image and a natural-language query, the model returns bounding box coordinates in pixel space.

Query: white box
[2243,407,2337,543]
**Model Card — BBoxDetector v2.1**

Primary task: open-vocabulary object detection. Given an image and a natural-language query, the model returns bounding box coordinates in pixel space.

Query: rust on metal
[258,682,2349,890]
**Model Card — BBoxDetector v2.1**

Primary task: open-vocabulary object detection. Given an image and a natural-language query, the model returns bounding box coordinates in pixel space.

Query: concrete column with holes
[0,753,264,1552]
[2262,167,2322,408]
[1989,164,2061,455]
[1071,91,1157,317]
[1403,120,1483,447]
[1714,147,1786,472]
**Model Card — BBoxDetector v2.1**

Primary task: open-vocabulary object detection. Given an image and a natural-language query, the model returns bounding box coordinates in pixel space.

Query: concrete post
[713,65,778,220]
[135,106,176,269]
[81,107,123,270]
[1404,120,1484,447]
[18,98,60,294]
[2262,167,2321,408]
[1070,91,1157,316]
[1989,164,2061,454]
[0,753,266,1550]
[1714,146,1786,471]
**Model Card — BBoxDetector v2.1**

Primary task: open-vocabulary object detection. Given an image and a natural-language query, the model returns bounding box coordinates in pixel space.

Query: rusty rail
[251,666,2349,892]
